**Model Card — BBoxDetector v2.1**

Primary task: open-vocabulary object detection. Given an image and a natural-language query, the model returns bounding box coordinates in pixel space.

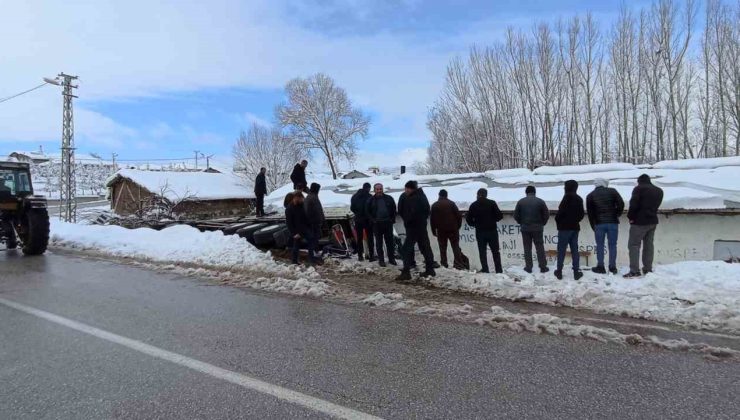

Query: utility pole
[58,73,78,223]
[111,153,118,172]
[193,150,200,170]
[205,154,214,170]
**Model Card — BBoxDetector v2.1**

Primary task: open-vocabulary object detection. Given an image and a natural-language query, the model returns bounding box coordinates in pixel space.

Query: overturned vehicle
[0,161,49,255]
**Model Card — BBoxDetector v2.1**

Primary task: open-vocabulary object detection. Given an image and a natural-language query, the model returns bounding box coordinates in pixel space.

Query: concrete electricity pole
[53,73,79,223]
[194,150,201,170]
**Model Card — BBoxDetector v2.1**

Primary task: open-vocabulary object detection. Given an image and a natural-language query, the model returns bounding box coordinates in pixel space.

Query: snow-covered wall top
[107,169,254,202]
[265,157,740,212]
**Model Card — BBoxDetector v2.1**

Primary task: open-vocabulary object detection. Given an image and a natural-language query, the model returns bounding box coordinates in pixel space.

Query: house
[342,170,369,179]
[106,169,255,219]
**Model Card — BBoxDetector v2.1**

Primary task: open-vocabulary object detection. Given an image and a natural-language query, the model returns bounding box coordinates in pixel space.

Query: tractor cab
[0,161,49,255]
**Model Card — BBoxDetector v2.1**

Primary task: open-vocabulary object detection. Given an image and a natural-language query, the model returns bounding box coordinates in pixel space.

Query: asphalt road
[1,251,739,419]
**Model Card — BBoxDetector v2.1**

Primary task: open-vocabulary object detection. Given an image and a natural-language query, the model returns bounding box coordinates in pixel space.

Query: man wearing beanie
[624,174,664,278]
[396,180,436,280]
[430,189,464,269]
[554,180,585,280]
[513,185,550,273]
[351,182,375,262]
[586,178,625,274]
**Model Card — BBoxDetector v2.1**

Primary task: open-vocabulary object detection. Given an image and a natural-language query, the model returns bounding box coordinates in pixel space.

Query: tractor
[0,160,49,255]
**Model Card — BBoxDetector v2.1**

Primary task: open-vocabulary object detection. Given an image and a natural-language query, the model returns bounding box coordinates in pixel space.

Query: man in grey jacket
[514,185,550,273]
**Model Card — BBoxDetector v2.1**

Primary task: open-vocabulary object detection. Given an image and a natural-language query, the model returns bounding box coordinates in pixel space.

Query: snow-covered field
[48,220,740,334]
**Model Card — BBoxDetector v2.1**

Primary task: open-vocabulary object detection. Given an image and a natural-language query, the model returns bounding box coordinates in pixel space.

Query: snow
[107,169,255,203]
[428,261,740,334]
[49,220,329,298]
[652,156,740,170]
[265,157,740,211]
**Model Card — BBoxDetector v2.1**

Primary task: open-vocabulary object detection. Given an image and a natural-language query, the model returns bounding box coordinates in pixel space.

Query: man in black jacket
[304,183,324,258]
[430,189,463,269]
[254,167,267,217]
[554,180,585,280]
[624,174,664,278]
[351,182,375,262]
[290,160,308,191]
[514,186,550,273]
[586,178,625,274]
[397,181,435,280]
[366,183,397,267]
[466,188,504,273]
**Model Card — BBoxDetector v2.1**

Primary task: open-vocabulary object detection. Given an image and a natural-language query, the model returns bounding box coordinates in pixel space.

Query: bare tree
[277,73,370,179]
[233,123,301,193]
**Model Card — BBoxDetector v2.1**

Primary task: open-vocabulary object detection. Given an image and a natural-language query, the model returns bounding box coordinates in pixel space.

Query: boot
[388,259,397,266]
[395,270,412,282]
[592,266,606,274]
[378,260,387,267]
[609,266,618,275]
[420,268,436,278]
[523,267,533,274]
[623,271,642,278]
[540,267,549,274]
[574,270,584,280]
[369,256,377,263]
[358,255,365,262]
[553,269,562,280]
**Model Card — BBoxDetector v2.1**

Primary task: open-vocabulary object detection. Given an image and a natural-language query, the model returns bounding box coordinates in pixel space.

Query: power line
[0,83,50,104]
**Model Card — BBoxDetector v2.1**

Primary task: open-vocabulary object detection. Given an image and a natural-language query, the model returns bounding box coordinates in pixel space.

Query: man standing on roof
[466,188,503,273]
[304,182,325,261]
[624,174,664,278]
[554,180,585,280]
[290,160,308,192]
[586,178,625,274]
[397,180,435,280]
[366,183,397,267]
[254,167,267,217]
[351,182,375,262]
[514,186,550,274]
[430,189,463,269]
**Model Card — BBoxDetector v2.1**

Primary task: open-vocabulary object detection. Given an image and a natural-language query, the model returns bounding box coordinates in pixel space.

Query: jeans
[628,224,657,273]
[594,223,618,269]
[476,229,502,273]
[354,219,375,260]
[373,221,396,263]
[401,224,435,271]
[437,229,463,267]
[522,230,547,271]
[556,230,580,271]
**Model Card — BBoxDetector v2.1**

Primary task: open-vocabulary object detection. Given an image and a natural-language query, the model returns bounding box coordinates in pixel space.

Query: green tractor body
[0,161,50,255]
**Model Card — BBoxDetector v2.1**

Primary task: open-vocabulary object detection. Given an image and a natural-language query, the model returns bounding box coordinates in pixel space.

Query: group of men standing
[351,174,664,280]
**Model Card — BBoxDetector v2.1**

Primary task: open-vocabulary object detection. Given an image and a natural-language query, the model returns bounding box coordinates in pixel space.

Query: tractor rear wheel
[21,208,49,255]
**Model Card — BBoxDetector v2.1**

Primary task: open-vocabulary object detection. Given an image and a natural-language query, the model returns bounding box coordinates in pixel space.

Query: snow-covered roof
[107,169,254,202]
[265,158,740,211]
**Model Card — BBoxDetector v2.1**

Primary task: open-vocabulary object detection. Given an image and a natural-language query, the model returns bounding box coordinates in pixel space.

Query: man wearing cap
[396,180,435,280]
[624,174,664,278]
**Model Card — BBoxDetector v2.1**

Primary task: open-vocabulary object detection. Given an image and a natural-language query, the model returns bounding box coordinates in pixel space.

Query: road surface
[1,251,738,419]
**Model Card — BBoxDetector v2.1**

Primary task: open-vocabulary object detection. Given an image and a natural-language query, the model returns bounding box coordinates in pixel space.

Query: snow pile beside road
[51,221,301,278]
[429,261,740,333]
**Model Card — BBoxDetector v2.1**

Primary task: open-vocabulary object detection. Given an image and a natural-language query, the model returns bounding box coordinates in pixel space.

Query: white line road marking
[0,297,383,420]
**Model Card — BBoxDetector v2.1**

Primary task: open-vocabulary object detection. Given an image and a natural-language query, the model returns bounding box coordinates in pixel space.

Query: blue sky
[0,0,683,171]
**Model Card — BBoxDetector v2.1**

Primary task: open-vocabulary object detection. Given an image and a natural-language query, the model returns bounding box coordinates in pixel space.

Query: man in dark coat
[465,188,503,273]
[290,160,308,191]
[396,180,435,280]
[304,183,325,258]
[351,182,375,262]
[285,192,318,264]
[366,183,397,267]
[624,174,664,278]
[430,189,463,269]
[554,180,585,280]
[513,185,549,273]
[586,178,625,274]
[254,167,267,217]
